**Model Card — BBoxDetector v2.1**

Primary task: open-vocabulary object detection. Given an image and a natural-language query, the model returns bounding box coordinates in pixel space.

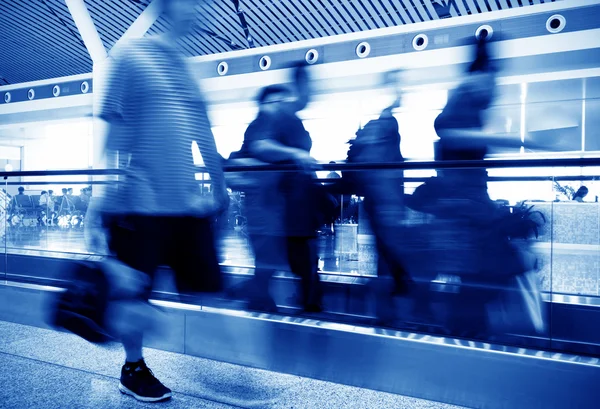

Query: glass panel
[527,79,585,103]
[2,162,598,353]
[5,179,92,257]
[585,76,600,99]
[493,83,522,107]
[548,169,600,354]
[0,176,7,283]
[525,100,583,152]
[550,173,599,297]
[485,104,522,155]
[585,99,600,152]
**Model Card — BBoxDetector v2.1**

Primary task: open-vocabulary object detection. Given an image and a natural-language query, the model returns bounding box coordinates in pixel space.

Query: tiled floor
[0,320,466,409]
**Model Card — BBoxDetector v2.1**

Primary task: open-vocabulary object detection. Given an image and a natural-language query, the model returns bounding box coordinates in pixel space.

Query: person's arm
[84,46,132,252]
[194,101,228,208]
[93,44,136,206]
[249,139,312,164]
[245,117,315,165]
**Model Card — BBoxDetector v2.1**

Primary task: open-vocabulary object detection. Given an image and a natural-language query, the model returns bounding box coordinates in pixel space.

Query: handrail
[222,157,600,172]
[2,156,600,179]
[4,175,600,186]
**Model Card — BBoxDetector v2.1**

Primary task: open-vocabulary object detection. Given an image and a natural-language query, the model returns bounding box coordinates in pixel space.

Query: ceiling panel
[0,0,92,85]
[0,0,562,86]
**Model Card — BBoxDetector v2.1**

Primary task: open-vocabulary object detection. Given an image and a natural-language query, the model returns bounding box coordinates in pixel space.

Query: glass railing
[1,158,599,356]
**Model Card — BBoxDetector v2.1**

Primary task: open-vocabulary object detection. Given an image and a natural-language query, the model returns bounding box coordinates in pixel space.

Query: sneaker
[119,360,172,402]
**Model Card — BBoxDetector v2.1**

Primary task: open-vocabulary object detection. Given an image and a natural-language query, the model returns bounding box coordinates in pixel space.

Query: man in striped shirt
[89,0,227,402]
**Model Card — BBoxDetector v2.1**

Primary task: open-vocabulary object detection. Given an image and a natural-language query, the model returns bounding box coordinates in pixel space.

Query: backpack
[48,261,112,344]
[344,115,402,196]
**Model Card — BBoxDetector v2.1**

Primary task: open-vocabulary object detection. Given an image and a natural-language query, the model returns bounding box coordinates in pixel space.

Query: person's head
[464,37,500,107]
[62,188,68,195]
[286,61,312,112]
[573,186,589,200]
[161,0,202,38]
[468,36,501,89]
[257,85,293,115]
[41,191,48,196]
[18,187,24,194]
[67,188,73,194]
[468,36,496,73]
[381,69,404,108]
[48,190,54,195]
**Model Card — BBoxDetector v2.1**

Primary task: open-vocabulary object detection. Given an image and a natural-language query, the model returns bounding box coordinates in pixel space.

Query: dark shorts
[103,214,222,298]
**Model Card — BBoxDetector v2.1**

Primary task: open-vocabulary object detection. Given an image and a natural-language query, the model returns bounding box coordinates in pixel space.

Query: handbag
[48,260,113,344]
[486,270,547,336]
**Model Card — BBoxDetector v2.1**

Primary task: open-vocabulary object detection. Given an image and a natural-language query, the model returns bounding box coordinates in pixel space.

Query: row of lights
[215,14,567,76]
[3,81,90,104]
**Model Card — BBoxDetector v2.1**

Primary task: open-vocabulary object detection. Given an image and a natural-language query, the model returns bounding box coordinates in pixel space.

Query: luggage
[48,261,112,344]
[344,112,403,196]
[487,270,547,335]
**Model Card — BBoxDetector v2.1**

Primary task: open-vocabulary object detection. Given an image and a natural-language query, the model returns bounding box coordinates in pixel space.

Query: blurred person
[431,35,501,208]
[323,161,342,234]
[572,186,589,202]
[228,85,295,311]
[84,0,228,402]
[237,63,324,313]
[345,69,420,325]
[409,36,546,337]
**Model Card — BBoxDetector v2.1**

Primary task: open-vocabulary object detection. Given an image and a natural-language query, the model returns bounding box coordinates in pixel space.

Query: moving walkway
[1,159,599,409]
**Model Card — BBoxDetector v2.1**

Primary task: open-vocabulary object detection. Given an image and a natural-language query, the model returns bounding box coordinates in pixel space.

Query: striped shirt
[97,37,224,215]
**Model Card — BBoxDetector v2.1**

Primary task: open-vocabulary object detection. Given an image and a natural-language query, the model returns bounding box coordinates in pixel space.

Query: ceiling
[0,0,560,86]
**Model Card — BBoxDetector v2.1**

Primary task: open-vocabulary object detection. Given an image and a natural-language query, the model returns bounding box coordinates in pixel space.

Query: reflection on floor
[1,229,367,275]
[0,321,465,409]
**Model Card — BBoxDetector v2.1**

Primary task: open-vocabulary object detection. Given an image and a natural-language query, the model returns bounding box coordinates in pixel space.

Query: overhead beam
[194,27,600,93]
[65,0,107,64]
[192,0,600,62]
[115,0,163,49]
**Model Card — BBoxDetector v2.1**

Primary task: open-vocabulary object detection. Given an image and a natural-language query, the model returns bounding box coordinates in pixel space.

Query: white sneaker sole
[119,383,172,402]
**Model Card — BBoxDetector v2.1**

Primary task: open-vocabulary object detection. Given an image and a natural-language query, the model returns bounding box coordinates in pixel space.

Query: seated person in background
[326,161,341,180]
[77,188,90,211]
[572,186,589,202]
[11,186,32,209]
[39,191,52,207]
[48,190,58,212]
[59,188,75,213]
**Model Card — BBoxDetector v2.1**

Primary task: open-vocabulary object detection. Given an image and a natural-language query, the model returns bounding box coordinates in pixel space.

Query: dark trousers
[105,215,222,300]
[249,234,322,308]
